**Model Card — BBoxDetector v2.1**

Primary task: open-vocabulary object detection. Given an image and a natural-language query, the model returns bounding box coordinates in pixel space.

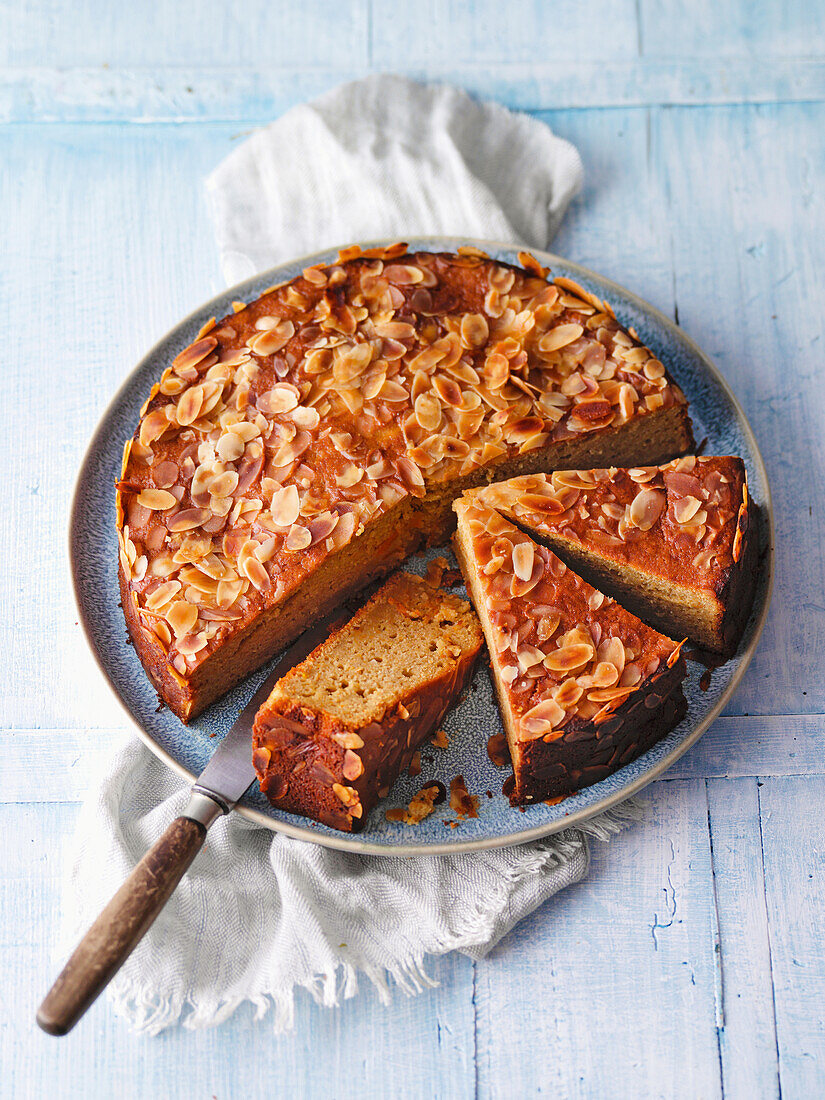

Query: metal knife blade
[191,607,350,813]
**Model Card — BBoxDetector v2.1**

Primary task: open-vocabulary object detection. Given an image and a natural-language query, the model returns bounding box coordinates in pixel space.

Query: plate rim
[68,235,775,856]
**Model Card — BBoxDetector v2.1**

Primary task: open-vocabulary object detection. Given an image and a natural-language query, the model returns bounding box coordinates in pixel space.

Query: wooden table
[2,1,823,1096]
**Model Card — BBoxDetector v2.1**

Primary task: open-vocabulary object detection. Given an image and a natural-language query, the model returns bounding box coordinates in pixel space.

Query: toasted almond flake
[166,600,198,638]
[512,541,534,582]
[629,488,666,531]
[216,432,245,462]
[335,462,363,488]
[332,731,364,750]
[343,750,364,781]
[460,312,489,348]
[249,320,294,356]
[539,323,584,353]
[172,336,217,373]
[544,642,595,673]
[270,484,300,526]
[285,525,312,551]
[674,495,703,524]
[167,508,210,532]
[243,558,270,591]
[332,782,360,807]
[145,580,181,611]
[383,264,423,285]
[257,383,300,415]
[139,407,173,447]
[137,488,176,510]
[553,678,584,708]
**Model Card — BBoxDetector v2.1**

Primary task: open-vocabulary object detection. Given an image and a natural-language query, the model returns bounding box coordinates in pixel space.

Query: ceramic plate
[70,237,773,855]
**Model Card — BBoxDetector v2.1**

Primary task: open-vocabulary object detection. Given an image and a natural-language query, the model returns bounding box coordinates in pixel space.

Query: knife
[36,608,349,1036]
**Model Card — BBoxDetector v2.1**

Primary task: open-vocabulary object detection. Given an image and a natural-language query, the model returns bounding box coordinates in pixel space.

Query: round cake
[116,244,693,722]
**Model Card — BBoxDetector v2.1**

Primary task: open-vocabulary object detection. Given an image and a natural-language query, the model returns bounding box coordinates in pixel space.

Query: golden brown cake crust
[252,573,482,831]
[464,455,756,654]
[453,495,687,805]
[117,243,693,720]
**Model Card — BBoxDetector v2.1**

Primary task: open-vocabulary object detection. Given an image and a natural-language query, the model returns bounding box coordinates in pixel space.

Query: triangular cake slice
[252,572,482,831]
[467,456,755,655]
[453,495,687,805]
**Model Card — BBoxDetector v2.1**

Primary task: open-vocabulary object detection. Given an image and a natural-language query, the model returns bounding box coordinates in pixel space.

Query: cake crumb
[449,775,479,819]
[385,783,443,825]
[486,732,510,767]
[425,556,450,587]
[431,728,449,749]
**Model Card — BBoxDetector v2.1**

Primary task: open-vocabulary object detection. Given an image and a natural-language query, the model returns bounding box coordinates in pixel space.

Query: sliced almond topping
[629,488,666,531]
[166,600,198,639]
[512,541,534,582]
[285,525,312,551]
[383,264,424,285]
[167,508,210,532]
[674,495,703,524]
[544,642,595,673]
[137,488,176,511]
[270,484,301,526]
[249,320,294,356]
[257,383,300,415]
[336,462,363,488]
[414,392,442,431]
[172,336,217,373]
[139,407,173,447]
[145,580,181,611]
[460,312,489,348]
[539,323,584,353]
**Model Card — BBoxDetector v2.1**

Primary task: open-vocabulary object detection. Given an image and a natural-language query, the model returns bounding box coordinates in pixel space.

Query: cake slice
[453,495,687,805]
[252,572,482,831]
[467,456,755,655]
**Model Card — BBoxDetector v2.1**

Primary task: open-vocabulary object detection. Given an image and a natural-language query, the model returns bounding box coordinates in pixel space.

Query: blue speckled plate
[70,237,773,855]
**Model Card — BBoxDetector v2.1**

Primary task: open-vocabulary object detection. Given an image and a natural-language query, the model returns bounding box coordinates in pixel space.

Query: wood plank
[666,714,825,780]
[0,0,369,67]
[655,103,825,717]
[759,776,825,1099]
[0,122,237,731]
[474,779,723,1098]
[706,778,780,1098]
[0,802,475,1099]
[1,58,824,124]
[2,714,823,804]
[370,0,641,64]
[640,0,825,59]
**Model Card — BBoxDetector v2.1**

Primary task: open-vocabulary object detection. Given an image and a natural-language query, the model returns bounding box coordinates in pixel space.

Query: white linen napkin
[63,75,641,1035]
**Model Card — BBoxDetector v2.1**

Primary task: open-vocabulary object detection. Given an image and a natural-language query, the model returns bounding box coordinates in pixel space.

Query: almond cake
[453,494,687,805]
[116,244,693,722]
[463,456,756,654]
[252,572,482,831]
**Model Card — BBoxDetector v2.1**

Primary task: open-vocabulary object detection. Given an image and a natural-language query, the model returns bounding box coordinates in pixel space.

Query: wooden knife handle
[37,814,207,1036]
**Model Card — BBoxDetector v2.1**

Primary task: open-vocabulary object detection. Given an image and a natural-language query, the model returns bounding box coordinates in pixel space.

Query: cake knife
[36,608,349,1036]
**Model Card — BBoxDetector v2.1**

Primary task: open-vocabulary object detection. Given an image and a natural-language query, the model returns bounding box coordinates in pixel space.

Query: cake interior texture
[272,574,482,726]
[252,572,482,830]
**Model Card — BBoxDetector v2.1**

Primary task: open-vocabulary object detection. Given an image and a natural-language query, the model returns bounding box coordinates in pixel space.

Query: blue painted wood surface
[1,0,823,1096]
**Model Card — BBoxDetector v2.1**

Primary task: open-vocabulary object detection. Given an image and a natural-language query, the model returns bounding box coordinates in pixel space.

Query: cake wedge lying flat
[252,572,482,831]
[453,495,687,805]
[465,456,755,655]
